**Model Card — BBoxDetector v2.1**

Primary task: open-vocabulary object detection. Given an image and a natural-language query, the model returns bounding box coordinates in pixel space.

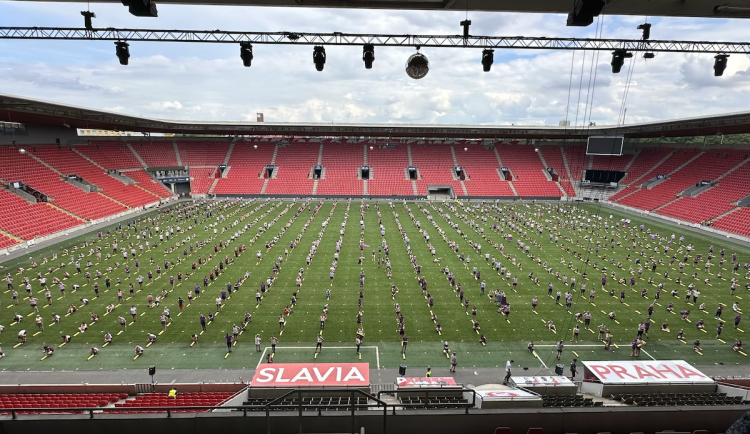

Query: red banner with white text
[251,363,369,387]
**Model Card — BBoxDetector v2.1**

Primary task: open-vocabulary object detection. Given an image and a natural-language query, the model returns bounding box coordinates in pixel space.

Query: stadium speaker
[148,366,156,376]
[555,364,564,375]
[399,364,407,376]
[55,138,61,145]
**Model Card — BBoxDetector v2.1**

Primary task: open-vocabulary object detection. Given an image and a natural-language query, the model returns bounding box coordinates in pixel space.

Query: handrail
[376,387,477,415]
[0,388,477,433]
[263,388,388,434]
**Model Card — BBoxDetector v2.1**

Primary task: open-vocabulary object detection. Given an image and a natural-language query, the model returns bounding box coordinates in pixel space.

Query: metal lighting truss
[1,27,749,53]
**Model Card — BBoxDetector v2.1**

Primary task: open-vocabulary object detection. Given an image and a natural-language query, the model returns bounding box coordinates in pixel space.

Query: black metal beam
[1,27,749,53]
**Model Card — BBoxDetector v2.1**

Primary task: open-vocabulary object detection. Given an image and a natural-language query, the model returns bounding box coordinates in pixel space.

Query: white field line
[255,346,380,370]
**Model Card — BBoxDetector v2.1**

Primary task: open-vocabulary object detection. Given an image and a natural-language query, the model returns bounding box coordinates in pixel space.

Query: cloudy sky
[1,2,749,126]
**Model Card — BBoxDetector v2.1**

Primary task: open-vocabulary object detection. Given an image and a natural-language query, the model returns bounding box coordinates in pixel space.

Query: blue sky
[1,2,749,126]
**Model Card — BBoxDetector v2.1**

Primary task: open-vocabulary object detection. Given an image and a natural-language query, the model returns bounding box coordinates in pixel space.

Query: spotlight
[115,41,130,66]
[362,44,375,69]
[81,11,96,30]
[460,19,471,38]
[240,42,253,67]
[637,23,651,40]
[643,52,655,59]
[254,144,258,149]
[481,49,494,72]
[610,49,632,73]
[714,54,729,76]
[369,146,373,150]
[313,46,326,72]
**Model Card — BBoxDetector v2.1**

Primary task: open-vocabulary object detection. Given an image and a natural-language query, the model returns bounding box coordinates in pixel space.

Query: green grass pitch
[0,198,748,372]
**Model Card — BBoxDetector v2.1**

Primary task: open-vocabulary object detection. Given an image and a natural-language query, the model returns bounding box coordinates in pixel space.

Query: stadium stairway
[367,143,414,196]
[616,150,703,210]
[316,143,364,195]
[655,155,750,223]
[608,149,675,202]
[33,146,161,208]
[75,143,143,170]
[497,144,561,197]
[210,141,275,195]
[411,142,465,196]
[130,141,179,167]
[449,146,469,196]
[0,146,128,220]
[454,144,514,196]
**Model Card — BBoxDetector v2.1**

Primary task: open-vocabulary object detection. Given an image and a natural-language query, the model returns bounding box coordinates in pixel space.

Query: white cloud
[144,101,184,111]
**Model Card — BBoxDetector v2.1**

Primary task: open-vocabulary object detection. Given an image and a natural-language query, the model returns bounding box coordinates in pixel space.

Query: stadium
[1,1,750,433]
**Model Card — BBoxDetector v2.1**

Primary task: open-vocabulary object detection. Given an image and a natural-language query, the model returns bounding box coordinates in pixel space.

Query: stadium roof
[3,93,750,140]
[22,0,750,20]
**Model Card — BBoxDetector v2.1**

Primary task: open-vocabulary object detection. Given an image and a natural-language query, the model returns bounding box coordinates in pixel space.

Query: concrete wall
[0,405,744,434]
[0,124,79,146]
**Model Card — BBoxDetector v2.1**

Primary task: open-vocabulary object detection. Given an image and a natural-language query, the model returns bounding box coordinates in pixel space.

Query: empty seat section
[537,146,575,197]
[455,144,514,196]
[213,142,274,195]
[317,143,363,195]
[130,141,178,167]
[591,154,632,172]
[367,144,413,196]
[410,143,464,195]
[563,146,588,181]
[498,145,561,197]
[608,149,672,201]
[189,167,216,195]
[0,232,19,249]
[126,170,173,198]
[178,141,229,166]
[0,190,81,239]
[75,142,143,169]
[657,156,750,222]
[618,150,707,211]
[0,146,127,220]
[713,208,750,237]
[616,150,700,209]
[0,393,121,414]
[264,143,317,195]
[33,146,159,208]
[120,392,234,413]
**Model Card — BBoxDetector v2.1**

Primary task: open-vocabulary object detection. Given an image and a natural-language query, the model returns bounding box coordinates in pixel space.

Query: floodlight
[481,49,494,72]
[714,54,729,76]
[363,44,375,69]
[240,42,253,67]
[610,49,632,73]
[313,46,326,72]
[115,41,130,66]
